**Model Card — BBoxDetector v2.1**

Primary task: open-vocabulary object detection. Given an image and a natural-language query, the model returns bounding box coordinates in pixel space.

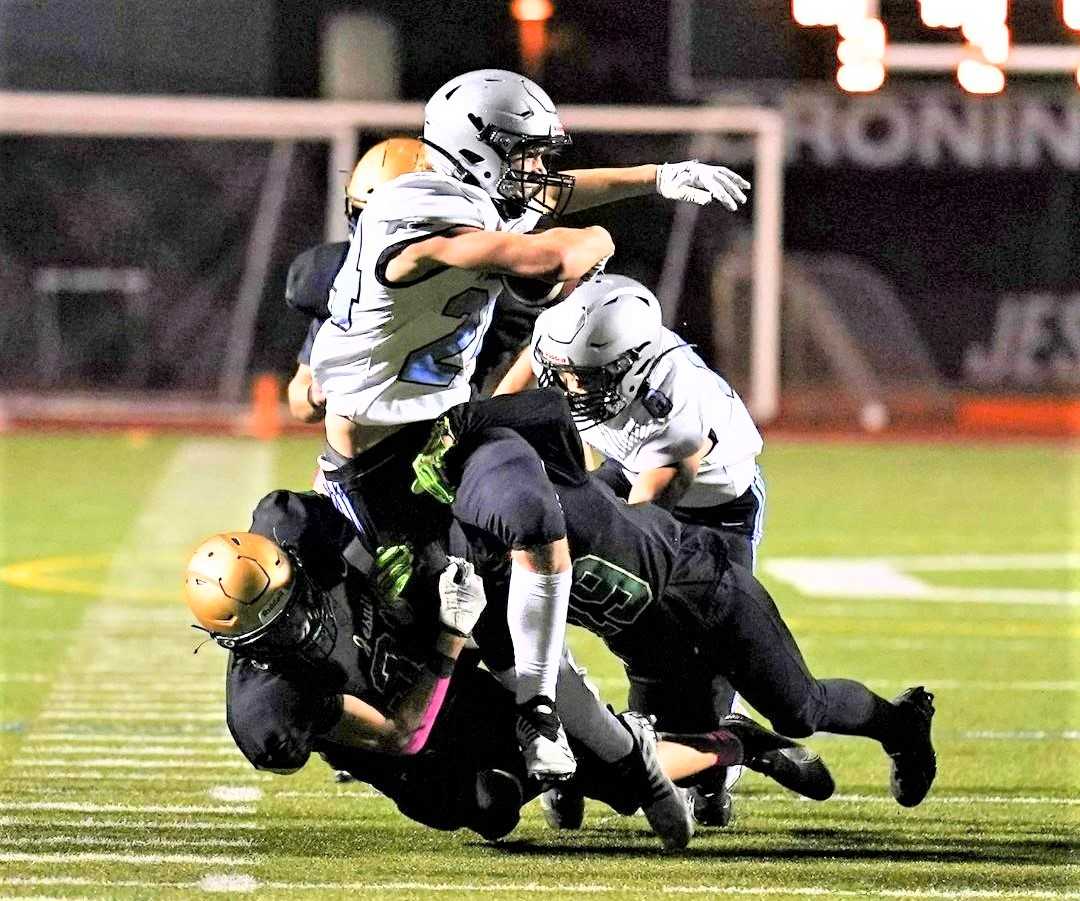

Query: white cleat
[516,695,577,783]
[619,711,694,850]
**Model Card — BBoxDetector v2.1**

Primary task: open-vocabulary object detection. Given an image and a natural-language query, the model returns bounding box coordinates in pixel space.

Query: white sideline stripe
[0,851,251,865]
[0,673,49,683]
[15,757,250,769]
[0,801,256,815]
[0,878,1075,899]
[0,816,264,831]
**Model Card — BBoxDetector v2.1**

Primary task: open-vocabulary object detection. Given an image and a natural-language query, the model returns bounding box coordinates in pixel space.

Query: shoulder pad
[365,171,491,234]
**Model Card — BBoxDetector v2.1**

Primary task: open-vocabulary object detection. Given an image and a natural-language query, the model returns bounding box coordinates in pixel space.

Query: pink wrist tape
[402,676,450,755]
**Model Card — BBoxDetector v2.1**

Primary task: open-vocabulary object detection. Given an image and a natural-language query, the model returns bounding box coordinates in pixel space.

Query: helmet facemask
[536,344,650,427]
[479,126,575,218]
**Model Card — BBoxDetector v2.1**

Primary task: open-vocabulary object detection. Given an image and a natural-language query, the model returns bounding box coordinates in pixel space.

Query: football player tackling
[309,68,750,784]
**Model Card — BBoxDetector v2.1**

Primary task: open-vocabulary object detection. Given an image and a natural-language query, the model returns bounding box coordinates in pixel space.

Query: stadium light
[511,0,553,21]
[1067,0,1080,30]
[957,58,1006,94]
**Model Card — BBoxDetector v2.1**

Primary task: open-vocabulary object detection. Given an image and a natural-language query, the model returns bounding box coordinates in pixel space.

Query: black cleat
[687,786,735,827]
[661,715,834,802]
[750,745,835,801]
[887,686,937,807]
[539,784,585,830]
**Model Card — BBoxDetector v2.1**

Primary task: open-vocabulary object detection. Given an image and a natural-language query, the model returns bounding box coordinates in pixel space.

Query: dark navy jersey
[285,241,350,322]
[225,490,440,773]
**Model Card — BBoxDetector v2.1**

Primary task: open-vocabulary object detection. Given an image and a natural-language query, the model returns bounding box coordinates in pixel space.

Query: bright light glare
[1067,0,1080,30]
[957,58,1005,93]
[511,0,553,22]
[837,61,885,91]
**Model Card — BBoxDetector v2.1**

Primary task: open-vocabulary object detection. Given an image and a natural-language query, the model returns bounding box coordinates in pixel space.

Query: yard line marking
[962,730,1080,740]
[37,711,226,721]
[0,801,256,815]
[28,733,231,744]
[0,851,252,865]
[0,835,255,849]
[13,758,251,769]
[765,553,1078,607]
[750,792,1080,806]
[0,816,264,831]
[208,787,263,803]
[20,746,243,757]
[0,877,1075,899]
[5,772,268,783]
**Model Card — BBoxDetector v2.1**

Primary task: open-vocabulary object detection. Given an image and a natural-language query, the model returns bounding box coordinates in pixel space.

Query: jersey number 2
[399,288,490,387]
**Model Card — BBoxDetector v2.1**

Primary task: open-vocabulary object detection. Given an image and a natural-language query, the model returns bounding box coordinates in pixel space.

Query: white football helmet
[423,69,574,219]
[532,275,666,425]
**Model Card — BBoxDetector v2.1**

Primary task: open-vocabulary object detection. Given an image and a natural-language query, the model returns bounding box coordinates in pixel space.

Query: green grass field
[0,432,1077,899]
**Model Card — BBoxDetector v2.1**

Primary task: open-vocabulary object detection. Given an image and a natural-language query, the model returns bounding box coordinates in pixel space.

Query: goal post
[0,91,784,421]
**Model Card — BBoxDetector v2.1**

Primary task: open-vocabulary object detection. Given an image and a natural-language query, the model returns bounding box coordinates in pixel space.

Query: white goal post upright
[0,92,784,421]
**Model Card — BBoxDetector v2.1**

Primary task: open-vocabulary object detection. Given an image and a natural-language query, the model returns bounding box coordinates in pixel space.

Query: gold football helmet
[184,532,334,661]
[345,137,428,229]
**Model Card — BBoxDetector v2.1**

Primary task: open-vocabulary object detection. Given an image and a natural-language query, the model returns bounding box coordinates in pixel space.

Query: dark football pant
[697,559,900,745]
[318,663,650,836]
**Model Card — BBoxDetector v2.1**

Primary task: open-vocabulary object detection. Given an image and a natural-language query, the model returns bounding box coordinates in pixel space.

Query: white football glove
[437,556,487,637]
[656,161,750,211]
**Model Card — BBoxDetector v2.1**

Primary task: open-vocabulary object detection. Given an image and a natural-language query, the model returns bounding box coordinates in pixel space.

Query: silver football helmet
[531,275,666,425]
[423,69,574,219]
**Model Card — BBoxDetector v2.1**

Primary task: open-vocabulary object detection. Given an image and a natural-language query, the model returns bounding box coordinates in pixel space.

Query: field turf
[0,432,1076,899]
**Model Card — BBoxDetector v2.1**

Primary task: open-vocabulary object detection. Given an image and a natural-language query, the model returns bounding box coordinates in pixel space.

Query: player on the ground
[286,137,429,423]
[182,489,825,848]
[496,274,765,826]
[309,68,751,784]
[409,390,938,811]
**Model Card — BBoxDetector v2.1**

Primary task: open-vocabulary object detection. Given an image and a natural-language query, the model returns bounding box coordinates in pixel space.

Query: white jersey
[535,328,763,506]
[311,171,540,426]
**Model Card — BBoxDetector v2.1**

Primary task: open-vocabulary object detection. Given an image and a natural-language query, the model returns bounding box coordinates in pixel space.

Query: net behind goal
[0,93,783,418]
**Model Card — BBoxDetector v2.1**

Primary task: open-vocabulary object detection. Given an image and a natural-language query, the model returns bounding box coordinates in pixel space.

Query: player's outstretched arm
[384,226,614,285]
[557,162,750,214]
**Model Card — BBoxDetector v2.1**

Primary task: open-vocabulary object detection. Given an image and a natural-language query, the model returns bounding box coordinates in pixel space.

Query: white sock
[556,649,633,762]
[507,563,571,705]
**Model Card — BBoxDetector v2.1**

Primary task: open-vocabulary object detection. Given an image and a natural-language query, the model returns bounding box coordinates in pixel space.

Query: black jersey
[225,489,440,773]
